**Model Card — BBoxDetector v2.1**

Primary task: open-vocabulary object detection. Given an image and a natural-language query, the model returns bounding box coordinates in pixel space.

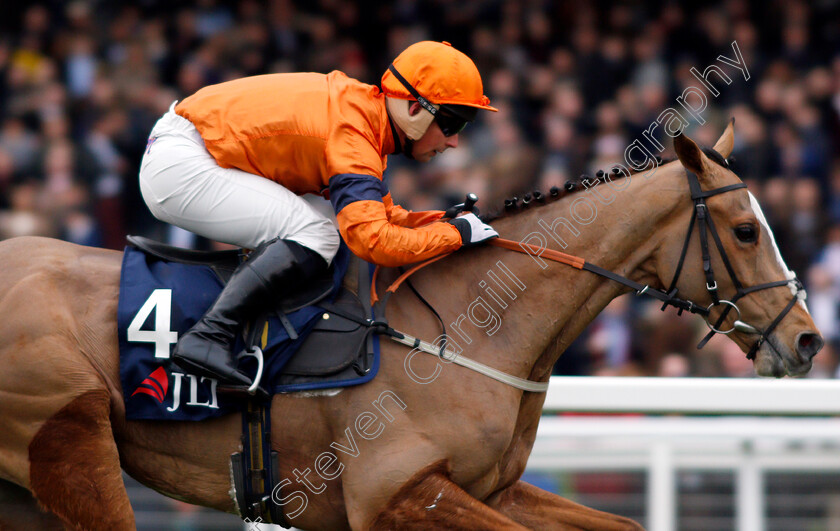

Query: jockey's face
[408,103,460,162]
[412,120,459,162]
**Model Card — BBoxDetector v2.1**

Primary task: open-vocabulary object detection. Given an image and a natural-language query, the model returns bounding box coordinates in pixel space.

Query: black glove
[447,213,499,247]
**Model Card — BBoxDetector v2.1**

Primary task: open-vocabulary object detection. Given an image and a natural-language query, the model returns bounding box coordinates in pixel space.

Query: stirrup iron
[238,346,265,395]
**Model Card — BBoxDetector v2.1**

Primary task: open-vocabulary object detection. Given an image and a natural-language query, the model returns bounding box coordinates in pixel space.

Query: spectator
[0,0,838,379]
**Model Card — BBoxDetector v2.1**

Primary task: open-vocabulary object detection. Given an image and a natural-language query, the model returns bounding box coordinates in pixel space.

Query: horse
[0,122,822,530]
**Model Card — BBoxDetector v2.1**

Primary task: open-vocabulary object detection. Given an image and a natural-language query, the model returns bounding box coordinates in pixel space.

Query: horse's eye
[734,224,758,243]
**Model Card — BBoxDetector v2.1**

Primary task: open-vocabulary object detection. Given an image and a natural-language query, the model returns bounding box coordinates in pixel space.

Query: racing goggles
[434,109,469,137]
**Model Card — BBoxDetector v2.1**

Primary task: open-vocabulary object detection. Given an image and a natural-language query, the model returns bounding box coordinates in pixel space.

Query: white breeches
[138,102,340,264]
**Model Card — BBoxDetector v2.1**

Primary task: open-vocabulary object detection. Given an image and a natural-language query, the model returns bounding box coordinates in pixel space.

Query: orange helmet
[381,41,498,120]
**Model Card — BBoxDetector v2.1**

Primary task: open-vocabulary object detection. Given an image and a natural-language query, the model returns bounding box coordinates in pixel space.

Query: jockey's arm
[382,192,446,228]
[329,174,461,267]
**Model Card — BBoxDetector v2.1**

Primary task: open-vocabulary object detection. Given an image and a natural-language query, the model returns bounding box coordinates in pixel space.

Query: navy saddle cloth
[118,237,380,421]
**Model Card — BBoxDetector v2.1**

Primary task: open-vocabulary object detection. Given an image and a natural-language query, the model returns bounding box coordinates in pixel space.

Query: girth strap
[230,399,287,528]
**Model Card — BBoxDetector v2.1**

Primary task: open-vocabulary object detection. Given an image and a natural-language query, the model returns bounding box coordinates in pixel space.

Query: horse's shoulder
[2,235,104,254]
[0,237,121,285]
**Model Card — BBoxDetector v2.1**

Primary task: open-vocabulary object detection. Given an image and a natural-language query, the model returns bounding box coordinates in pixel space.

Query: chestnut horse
[0,124,822,530]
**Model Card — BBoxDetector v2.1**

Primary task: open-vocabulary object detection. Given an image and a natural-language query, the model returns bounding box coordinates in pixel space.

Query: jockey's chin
[411,123,458,162]
[753,335,813,378]
[413,149,440,162]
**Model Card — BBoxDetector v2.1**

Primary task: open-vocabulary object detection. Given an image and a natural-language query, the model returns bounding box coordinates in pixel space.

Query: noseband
[663,170,806,360]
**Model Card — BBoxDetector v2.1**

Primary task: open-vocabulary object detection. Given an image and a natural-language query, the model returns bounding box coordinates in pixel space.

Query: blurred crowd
[1,0,839,378]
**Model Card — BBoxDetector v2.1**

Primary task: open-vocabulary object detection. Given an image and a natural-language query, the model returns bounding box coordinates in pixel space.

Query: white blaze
[748,192,809,311]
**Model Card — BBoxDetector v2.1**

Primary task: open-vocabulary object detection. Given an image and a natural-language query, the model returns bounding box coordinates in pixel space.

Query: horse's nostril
[796,332,824,361]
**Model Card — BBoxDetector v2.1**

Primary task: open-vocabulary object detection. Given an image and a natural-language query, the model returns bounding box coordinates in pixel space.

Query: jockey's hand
[447,213,499,247]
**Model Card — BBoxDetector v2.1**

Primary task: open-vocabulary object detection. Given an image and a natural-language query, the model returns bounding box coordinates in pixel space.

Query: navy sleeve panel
[328,173,388,213]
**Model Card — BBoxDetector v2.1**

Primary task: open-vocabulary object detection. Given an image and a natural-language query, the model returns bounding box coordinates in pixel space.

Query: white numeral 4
[128,289,178,359]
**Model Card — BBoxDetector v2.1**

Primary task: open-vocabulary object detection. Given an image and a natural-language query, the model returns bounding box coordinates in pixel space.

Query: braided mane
[483,157,671,222]
[483,148,731,223]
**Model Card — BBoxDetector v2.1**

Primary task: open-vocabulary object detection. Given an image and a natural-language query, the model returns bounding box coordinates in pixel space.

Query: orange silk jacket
[175,71,461,266]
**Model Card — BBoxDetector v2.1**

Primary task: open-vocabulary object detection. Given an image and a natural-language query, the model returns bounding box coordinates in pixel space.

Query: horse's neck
[405,163,687,382]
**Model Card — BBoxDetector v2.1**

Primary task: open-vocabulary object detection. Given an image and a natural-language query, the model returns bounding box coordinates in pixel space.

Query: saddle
[126,235,376,391]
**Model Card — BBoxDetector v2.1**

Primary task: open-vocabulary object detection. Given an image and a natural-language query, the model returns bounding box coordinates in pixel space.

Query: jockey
[138,41,499,386]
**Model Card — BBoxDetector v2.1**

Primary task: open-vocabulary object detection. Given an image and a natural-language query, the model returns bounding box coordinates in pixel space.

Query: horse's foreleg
[487,480,644,531]
[365,462,527,530]
[28,390,135,530]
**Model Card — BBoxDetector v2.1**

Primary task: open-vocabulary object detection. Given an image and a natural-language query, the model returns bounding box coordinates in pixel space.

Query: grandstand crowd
[1,0,839,378]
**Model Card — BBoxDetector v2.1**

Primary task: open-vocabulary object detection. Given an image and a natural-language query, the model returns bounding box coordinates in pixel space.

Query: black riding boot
[172,238,328,385]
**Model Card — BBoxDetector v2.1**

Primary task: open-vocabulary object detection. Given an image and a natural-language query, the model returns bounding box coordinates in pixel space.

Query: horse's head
[657,121,823,377]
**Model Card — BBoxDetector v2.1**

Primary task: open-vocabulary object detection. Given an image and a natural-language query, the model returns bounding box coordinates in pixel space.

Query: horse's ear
[712,117,735,158]
[673,129,706,175]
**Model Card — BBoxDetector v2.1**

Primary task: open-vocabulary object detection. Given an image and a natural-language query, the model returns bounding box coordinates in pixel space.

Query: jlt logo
[132,366,220,412]
[167,372,219,412]
[128,289,220,412]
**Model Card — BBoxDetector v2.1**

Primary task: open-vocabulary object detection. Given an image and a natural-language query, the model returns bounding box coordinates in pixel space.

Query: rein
[369,169,805,392]
[489,239,711,317]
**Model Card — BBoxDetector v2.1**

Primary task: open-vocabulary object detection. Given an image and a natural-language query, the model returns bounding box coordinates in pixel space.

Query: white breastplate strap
[387,331,549,393]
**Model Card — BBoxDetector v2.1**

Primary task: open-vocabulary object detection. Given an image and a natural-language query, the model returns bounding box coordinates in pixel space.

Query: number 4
[128,289,178,358]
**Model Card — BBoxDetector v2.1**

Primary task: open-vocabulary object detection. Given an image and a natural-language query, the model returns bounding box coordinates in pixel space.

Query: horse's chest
[460,446,530,502]
[450,417,531,497]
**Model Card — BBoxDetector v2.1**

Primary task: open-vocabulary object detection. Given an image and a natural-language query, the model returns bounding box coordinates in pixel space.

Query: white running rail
[530,377,840,531]
[541,376,840,415]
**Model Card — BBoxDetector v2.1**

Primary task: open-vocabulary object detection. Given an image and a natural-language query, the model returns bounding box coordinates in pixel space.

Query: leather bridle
[664,170,806,360]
